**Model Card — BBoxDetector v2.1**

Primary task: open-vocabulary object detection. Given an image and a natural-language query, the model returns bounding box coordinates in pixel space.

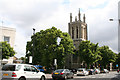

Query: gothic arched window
[76,26,78,38]
[72,27,74,39]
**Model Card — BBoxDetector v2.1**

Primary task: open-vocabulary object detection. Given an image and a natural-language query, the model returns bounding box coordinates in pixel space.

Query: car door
[30,66,41,80]
[24,65,33,79]
[66,69,71,78]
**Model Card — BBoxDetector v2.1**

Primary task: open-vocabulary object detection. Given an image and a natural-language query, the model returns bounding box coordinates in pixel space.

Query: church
[66,9,88,68]
[68,9,87,49]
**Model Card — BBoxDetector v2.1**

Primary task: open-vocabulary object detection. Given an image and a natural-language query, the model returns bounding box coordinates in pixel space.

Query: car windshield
[54,69,64,73]
[96,69,99,71]
[36,66,43,69]
[87,69,91,71]
[2,65,16,71]
[78,70,83,72]
[104,69,107,71]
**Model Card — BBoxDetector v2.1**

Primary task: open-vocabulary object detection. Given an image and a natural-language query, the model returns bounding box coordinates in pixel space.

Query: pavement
[46,74,52,79]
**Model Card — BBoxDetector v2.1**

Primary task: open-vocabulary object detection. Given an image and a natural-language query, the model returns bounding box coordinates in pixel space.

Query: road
[0,71,120,80]
[46,71,120,80]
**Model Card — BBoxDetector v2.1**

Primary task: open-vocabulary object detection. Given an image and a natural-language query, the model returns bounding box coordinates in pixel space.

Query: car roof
[5,63,32,66]
[55,69,68,71]
[78,68,86,70]
[34,65,43,67]
[87,69,93,70]
[55,69,65,70]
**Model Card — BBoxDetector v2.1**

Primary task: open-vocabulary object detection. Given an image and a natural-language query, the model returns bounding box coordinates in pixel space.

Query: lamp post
[109,1,120,70]
[109,18,120,70]
[54,37,61,69]
[109,19,120,52]
[31,28,35,64]
[118,1,120,70]
[109,1,120,53]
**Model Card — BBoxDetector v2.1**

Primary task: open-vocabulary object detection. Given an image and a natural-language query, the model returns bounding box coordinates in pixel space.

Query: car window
[31,66,38,72]
[2,65,15,71]
[35,66,43,69]
[16,65,22,71]
[78,70,83,72]
[24,66,31,71]
[66,69,70,73]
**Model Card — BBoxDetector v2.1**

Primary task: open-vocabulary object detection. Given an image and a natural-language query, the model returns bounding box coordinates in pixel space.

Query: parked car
[69,68,77,74]
[87,69,96,75]
[77,68,89,76]
[94,69,100,74]
[100,69,109,73]
[34,65,45,72]
[52,69,74,80]
[117,69,119,73]
[2,64,46,80]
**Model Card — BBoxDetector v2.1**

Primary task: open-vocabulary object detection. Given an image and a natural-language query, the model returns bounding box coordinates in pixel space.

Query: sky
[0,0,119,58]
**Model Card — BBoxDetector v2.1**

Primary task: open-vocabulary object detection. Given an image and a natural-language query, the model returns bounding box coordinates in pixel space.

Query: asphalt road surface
[0,71,120,80]
[47,71,120,80]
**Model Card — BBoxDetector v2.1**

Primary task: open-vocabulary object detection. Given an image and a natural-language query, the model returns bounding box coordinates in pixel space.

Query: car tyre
[19,77,26,80]
[71,76,73,79]
[52,77,56,80]
[40,76,45,80]
[64,75,67,80]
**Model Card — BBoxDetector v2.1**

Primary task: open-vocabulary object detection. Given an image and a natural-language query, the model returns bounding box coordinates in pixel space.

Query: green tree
[78,40,102,68]
[0,41,15,59]
[98,46,117,68]
[26,27,74,68]
[116,52,120,68]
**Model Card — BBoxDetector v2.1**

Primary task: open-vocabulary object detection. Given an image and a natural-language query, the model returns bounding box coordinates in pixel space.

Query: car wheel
[40,76,45,80]
[64,75,67,80]
[52,77,56,80]
[19,77,26,80]
[71,76,73,79]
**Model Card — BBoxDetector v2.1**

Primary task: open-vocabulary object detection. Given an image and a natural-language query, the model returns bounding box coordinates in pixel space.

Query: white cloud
[0,0,119,58]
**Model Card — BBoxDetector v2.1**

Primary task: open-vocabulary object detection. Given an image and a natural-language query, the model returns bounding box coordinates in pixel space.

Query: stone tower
[68,9,87,50]
[66,9,88,68]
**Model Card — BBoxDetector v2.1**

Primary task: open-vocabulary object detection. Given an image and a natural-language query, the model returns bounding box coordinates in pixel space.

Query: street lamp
[109,19,120,53]
[109,19,120,70]
[109,1,120,71]
[54,37,62,69]
[109,1,120,53]
[29,28,35,64]
[32,28,35,63]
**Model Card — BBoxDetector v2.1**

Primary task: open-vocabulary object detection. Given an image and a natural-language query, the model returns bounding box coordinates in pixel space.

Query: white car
[94,69,100,74]
[77,68,89,76]
[2,64,46,80]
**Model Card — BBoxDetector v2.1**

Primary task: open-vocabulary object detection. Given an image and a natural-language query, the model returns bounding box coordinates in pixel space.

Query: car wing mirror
[37,70,39,73]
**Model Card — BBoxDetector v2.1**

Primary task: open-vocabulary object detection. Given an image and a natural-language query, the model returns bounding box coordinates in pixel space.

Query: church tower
[66,9,88,68]
[68,9,87,49]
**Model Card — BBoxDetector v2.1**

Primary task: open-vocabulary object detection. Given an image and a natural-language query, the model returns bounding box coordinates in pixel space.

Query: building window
[76,26,78,38]
[82,27,84,39]
[4,36,10,43]
[72,27,74,39]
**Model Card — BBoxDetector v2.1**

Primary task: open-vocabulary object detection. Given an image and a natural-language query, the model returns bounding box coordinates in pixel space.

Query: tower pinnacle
[70,13,72,22]
[83,14,86,23]
[78,8,81,21]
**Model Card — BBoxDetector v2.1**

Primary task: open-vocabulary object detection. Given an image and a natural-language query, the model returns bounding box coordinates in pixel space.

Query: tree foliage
[26,27,74,68]
[78,40,102,68]
[115,52,120,67]
[0,41,15,59]
[98,46,117,68]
